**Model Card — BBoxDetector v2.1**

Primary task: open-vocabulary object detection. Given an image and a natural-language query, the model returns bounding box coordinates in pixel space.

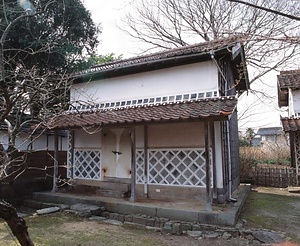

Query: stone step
[288,186,300,193]
[96,189,130,198]
[23,199,70,210]
[103,177,131,184]
[98,181,130,192]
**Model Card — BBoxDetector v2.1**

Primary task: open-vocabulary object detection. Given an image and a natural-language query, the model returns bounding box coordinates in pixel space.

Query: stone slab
[36,207,60,215]
[103,219,123,225]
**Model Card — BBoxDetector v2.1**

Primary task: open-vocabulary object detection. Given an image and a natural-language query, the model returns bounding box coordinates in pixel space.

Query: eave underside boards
[47,97,237,130]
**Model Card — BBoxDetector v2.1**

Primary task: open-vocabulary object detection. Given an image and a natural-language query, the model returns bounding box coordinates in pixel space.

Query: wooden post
[210,121,217,197]
[204,121,212,211]
[144,125,149,198]
[130,127,136,202]
[290,132,296,168]
[52,129,59,192]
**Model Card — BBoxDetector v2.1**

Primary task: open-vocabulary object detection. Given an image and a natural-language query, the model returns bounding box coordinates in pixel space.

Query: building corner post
[204,121,213,211]
[130,127,137,202]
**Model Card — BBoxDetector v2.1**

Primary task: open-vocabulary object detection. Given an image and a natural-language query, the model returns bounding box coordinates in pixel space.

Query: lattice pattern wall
[73,149,101,180]
[67,131,73,178]
[136,150,145,183]
[136,148,207,187]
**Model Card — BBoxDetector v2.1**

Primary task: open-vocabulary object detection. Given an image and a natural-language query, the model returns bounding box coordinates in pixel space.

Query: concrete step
[288,186,300,193]
[96,189,130,198]
[98,181,130,192]
[103,177,131,184]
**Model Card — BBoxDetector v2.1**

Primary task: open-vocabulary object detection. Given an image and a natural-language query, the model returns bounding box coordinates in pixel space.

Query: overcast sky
[83,0,144,58]
[82,0,283,130]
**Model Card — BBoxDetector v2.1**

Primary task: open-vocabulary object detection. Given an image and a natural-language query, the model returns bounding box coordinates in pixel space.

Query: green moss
[241,191,300,243]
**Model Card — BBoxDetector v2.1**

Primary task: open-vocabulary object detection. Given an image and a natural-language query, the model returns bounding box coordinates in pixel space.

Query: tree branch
[227,0,300,21]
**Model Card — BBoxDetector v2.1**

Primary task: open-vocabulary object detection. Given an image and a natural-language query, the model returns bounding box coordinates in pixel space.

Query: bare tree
[227,0,300,21]
[0,1,99,245]
[121,0,300,132]
[122,0,300,83]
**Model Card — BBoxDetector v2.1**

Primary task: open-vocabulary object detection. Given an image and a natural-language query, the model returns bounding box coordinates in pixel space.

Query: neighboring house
[48,37,249,205]
[254,127,283,145]
[278,69,300,184]
[0,127,67,151]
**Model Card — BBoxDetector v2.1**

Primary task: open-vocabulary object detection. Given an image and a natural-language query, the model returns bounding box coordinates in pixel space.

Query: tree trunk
[0,200,34,246]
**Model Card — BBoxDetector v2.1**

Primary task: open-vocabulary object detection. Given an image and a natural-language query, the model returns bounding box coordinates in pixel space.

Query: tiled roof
[281,118,300,132]
[256,127,282,136]
[278,69,300,89]
[73,36,246,78]
[47,96,237,129]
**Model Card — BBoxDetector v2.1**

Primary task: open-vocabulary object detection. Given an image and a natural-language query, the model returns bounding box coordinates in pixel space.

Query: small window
[149,98,155,103]
[110,102,115,107]
[183,94,189,100]
[213,91,218,97]
[143,98,148,103]
[175,95,182,101]
[169,96,175,101]
[190,93,197,99]
[115,102,120,107]
[206,92,212,97]
[132,100,137,105]
[198,93,205,98]
[121,101,126,106]
[105,103,110,107]
[156,97,162,102]
[137,99,143,104]
[126,101,131,105]
[100,103,104,108]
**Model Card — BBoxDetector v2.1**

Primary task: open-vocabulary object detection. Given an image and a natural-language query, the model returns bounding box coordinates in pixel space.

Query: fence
[0,151,67,200]
[253,166,298,188]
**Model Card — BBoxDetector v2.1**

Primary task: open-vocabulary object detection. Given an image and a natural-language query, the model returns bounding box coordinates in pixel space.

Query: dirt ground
[240,186,300,245]
[1,186,300,246]
[59,220,249,246]
[252,186,300,197]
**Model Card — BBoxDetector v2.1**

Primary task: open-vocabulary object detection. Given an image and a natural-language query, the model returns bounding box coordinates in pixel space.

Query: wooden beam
[130,127,137,202]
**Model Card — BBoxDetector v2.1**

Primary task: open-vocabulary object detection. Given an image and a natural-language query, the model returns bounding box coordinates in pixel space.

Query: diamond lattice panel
[67,131,73,178]
[136,150,145,183]
[73,149,101,180]
[148,149,206,187]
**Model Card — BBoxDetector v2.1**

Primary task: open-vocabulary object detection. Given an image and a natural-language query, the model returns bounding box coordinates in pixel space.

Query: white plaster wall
[74,129,101,149]
[0,131,67,151]
[214,122,223,188]
[40,135,68,151]
[148,122,204,148]
[292,90,300,115]
[135,126,144,149]
[71,61,218,104]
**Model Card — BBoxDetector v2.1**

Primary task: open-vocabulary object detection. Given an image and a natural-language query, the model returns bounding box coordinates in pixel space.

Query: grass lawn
[0,187,299,245]
[0,213,172,246]
[240,187,300,244]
